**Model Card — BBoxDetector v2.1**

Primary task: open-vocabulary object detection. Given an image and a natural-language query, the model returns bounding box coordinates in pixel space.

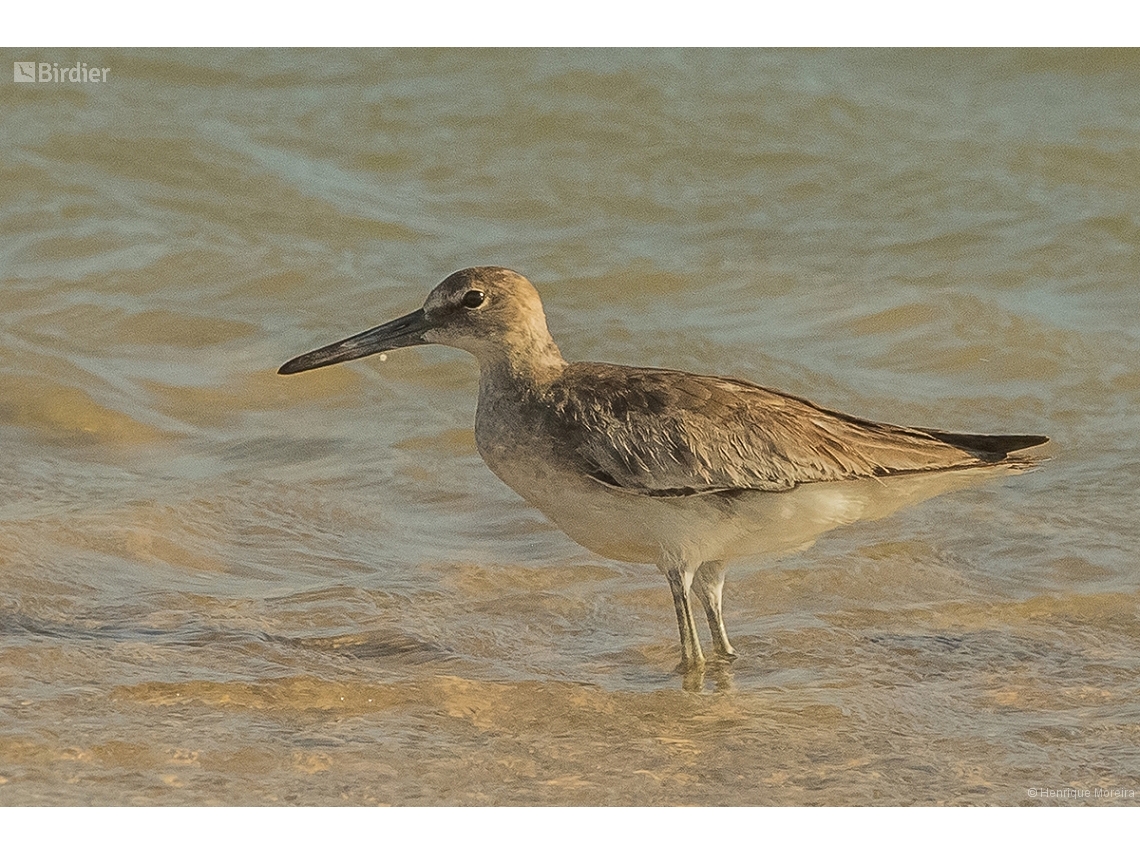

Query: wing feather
[542,363,1042,497]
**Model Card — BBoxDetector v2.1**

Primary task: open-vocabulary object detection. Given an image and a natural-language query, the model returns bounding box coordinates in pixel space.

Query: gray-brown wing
[544,363,1015,496]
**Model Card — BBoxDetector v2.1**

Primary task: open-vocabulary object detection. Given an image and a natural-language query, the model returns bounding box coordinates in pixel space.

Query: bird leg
[662,563,705,669]
[691,560,737,659]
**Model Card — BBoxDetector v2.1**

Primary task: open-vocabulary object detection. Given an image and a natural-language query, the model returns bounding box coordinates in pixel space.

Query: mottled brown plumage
[542,362,1043,496]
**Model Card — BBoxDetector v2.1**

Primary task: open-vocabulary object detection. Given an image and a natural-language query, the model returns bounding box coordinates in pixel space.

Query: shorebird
[280,267,1048,671]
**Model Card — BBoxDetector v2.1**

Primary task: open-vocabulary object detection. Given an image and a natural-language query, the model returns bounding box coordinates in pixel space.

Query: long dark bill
[278,308,431,375]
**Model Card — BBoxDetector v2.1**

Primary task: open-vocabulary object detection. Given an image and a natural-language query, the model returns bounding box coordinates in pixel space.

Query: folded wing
[545,363,1047,497]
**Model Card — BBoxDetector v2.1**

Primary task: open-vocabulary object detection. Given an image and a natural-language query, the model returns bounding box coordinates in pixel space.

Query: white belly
[478,442,1013,569]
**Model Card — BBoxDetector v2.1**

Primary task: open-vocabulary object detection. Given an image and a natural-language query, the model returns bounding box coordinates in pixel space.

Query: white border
[3,2,1136,48]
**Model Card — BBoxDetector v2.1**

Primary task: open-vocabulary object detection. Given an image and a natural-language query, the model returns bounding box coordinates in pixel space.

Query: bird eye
[461,289,485,309]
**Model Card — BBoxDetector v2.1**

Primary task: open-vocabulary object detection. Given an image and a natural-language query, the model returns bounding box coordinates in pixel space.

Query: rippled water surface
[2,48,1139,805]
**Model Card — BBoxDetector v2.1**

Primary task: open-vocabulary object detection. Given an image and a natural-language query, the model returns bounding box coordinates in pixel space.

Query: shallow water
[1,48,1138,805]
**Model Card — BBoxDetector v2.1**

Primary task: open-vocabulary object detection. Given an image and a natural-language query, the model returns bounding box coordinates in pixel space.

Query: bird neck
[477,336,567,392]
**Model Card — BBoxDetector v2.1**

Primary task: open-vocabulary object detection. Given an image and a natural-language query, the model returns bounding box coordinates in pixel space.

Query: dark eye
[461,289,485,309]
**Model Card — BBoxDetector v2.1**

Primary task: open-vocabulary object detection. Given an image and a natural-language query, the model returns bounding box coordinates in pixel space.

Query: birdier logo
[13,61,109,83]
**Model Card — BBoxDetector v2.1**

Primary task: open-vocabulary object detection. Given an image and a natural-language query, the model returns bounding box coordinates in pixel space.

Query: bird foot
[674,656,706,675]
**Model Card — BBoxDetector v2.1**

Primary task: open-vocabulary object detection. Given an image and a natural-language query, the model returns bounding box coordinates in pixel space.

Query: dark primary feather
[541,363,1047,497]
[915,429,1049,460]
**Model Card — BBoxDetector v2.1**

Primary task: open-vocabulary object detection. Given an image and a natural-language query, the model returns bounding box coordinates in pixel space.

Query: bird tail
[915,430,1050,463]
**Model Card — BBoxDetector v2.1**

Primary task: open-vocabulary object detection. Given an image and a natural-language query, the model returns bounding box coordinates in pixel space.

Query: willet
[280,266,1048,671]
